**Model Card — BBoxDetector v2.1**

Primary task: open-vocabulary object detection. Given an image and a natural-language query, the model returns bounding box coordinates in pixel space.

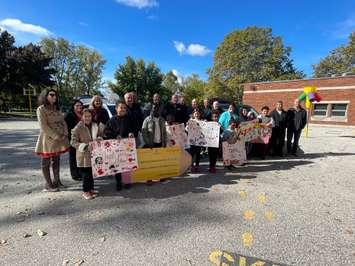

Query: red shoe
[209,167,216,173]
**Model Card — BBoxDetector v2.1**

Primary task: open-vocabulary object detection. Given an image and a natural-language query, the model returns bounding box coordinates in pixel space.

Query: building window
[312,102,348,122]
[331,104,347,118]
[313,104,328,117]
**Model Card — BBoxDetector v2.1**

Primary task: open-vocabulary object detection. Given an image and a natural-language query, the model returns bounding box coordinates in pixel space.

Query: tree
[162,71,181,94]
[209,26,304,102]
[109,56,167,103]
[181,74,206,105]
[0,30,16,94]
[40,37,106,105]
[313,32,355,77]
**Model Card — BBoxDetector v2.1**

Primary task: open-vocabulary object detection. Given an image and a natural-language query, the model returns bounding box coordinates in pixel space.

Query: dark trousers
[287,128,302,154]
[79,167,94,192]
[41,156,60,189]
[153,142,162,148]
[190,145,201,166]
[69,147,80,179]
[208,147,219,168]
[271,127,286,156]
[115,173,122,189]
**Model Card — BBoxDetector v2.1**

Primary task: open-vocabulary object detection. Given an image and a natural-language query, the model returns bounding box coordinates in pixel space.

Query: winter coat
[64,111,81,141]
[270,109,287,129]
[103,115,135,140]
[219,111,238,130]
[90,107,109,125]
[35,105,70,157]
[71,121,104,168]
[142,115,167,147]
[286,108,307,131]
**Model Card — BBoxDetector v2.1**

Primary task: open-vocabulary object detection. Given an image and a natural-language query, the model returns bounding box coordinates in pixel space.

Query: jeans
[287,128,302,154]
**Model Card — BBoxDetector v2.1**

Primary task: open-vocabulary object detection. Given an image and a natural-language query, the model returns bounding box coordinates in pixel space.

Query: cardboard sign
[236,121,260,142]
[166,123,189,149]
[209,250,287,266]
[251,127,272,144]
[89,138,138,178]
[132,146,192,183]
[222,141,247,166]
[187,120,220,148]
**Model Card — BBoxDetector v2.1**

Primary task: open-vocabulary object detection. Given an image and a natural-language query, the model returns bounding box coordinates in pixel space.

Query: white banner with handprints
[187,120,220,148]
[166,123,189,149]
[222,141,247,166]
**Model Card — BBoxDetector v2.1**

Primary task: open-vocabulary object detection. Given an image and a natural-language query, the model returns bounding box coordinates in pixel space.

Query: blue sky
[0,0,354,83]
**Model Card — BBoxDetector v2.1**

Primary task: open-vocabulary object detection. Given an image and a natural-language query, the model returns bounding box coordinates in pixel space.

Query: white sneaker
[42,188,59,192]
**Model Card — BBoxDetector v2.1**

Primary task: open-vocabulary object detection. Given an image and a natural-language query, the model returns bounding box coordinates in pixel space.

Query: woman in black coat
[65,100,83,180]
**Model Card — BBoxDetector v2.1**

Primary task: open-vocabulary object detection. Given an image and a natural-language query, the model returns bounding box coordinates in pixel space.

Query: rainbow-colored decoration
[298,86,322,109]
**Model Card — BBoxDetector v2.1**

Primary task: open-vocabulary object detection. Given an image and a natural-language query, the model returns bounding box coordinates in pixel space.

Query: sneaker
[42,187,59,192]
[209,167,216,174]
[82,192,94,200]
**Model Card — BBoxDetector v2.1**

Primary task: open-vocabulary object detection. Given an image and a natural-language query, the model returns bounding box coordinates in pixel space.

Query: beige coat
[35,105,70,155]
[71,121,104,168]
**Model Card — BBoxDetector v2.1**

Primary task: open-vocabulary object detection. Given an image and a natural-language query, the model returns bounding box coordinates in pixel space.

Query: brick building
[243,75,355,126]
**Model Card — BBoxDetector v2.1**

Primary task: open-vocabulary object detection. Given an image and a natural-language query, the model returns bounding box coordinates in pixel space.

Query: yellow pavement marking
[208,250,234,266]
[242,232,253,248]
[243,209,255,221]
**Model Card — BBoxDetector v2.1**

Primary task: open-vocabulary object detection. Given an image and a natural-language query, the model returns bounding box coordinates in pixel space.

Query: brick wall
[242,76,355,126]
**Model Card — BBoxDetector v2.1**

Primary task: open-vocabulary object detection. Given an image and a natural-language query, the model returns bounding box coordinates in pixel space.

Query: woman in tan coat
[71,109,104,200]
[35,89,70,192]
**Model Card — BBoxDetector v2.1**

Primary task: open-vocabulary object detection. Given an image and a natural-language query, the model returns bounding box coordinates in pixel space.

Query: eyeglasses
[48,93,56,97]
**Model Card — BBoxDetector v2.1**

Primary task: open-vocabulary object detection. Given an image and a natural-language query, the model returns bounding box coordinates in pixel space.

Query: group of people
[34,88,307,200]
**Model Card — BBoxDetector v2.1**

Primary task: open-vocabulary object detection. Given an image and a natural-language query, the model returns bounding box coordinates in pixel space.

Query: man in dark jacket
[270,100,287,156]
[162,94,188,124]
[202,98,212,120]
[124,92,144,137]
[286,99,307,156]
[143,93,164,118]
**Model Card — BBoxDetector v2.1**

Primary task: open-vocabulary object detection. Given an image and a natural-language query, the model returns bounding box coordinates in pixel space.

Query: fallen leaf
[238,190,247,199]
[242,232,253,248]
[74,259,84,265]
[23,233,32,238]
[0,239,7,245]
[257,193,267,204]
[243,210,255,221]
[265,211,275,221]
[37,229,47,237]
[100,236,106,242]
[62,259,70,265]
[345,229,353,235]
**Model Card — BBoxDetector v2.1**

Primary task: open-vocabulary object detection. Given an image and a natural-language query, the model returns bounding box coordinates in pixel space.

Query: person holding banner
[104,100,135,191]
[71,109,104,200]
[142,104,167,148]
[219,104,238,130]
[208,110,223,173]
[35,89,70,192]
[186,109,203,172]
[256,106,274,159]
[286,99,307,156]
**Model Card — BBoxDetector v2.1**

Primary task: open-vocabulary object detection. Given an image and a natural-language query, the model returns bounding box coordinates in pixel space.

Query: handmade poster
[166,123,189,149]
[222,141,247,166]
[187,120,220,148]
[236,121,260,142]
[251,127,272,144]
[89,138,138,178]
[132,146,192,183]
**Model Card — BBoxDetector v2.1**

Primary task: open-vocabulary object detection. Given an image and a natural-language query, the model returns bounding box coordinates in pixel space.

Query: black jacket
[287,108,307,131]
[126,103,144,135]
[270,109,287,129]
[104,115,135,140]
[64,111,81,141]
[162,103,189,124]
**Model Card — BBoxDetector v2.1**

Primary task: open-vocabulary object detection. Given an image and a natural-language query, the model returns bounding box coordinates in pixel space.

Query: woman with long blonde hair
[89,95,109,125]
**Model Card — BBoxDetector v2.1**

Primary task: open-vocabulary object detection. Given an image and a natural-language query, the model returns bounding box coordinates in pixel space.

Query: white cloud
[115,0,158,9]
[79,21,89,27]
[172,69,184,84]
[0,18,52,36]
[173,41,211,56]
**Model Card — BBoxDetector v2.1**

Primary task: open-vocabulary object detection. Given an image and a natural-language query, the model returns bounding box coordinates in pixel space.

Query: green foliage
[109,56,170,103]
[0,30,54,110]
[208,26,304,102]
[181,74,206,105]
[313,32,355,77]
[40,37,106,105]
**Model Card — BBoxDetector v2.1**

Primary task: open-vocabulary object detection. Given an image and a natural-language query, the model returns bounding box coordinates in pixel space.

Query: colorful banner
[166,123,189,149]
[251,127,272,144]
[89,138,138,178]
[235,122,271,144]
[222,141,247,166]
[187,120,220,148]
[132,147,192,183]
